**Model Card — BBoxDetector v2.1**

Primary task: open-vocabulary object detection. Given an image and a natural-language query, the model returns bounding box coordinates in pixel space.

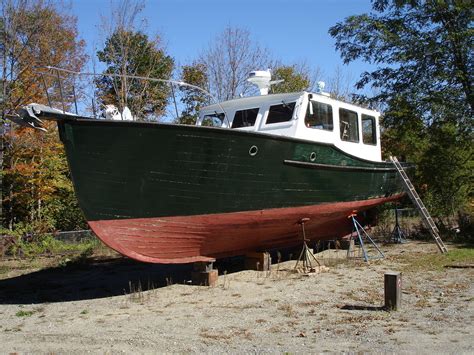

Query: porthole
[309,152,317,162]
[249,145,258,156]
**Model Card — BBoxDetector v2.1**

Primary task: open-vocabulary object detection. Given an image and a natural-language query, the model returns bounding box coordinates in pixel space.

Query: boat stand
[389,208,407,244]
[294,218,321,273]
[347,212,384,262]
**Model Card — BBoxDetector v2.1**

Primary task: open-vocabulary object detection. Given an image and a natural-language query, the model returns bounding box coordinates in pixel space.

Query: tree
[96,29,174,120]
[3,123,86,232]
[95,1,173,120]
[178,62,209,125]
[0,0,86,114]
[271,65,310,94]
[326,65,356,102]
[0,0,87,231]
[329,0,473,216]
[330,0,472,112]
[199,26,272,101]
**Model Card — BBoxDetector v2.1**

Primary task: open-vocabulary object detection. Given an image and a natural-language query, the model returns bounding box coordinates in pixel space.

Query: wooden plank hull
[47,118,406,264]
[89,194,402,263]
[58,119,402,218]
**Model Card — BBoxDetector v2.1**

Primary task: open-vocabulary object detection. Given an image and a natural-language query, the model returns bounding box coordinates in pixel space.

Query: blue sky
[72,0,374,86]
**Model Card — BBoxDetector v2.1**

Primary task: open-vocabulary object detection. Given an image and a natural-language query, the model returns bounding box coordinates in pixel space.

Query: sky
[71,0,375,86]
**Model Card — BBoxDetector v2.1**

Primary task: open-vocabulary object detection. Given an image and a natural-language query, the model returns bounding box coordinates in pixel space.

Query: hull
[89,194,402,263]
[55,118,404,263]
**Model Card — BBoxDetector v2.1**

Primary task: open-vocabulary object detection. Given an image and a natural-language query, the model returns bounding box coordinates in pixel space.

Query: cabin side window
[339,108,359,143]
[265,102,296,124]
[305,101,333,131]
[231,108,259,128]
[362,114,377,145]
[202,113,225,127]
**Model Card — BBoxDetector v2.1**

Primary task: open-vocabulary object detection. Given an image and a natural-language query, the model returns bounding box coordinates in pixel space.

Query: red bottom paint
[88,195,403,264]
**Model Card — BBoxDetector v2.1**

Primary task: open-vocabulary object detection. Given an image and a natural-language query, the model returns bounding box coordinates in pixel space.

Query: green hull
[57,119,402,221]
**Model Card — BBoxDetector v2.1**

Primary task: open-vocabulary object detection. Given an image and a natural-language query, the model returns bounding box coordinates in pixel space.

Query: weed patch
[5,233,100,259]
[15,310,34,317]
[401,247,474,272]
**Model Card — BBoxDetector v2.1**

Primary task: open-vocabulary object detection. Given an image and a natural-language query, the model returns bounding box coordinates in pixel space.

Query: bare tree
[199,26,273,101]
[326,65,356,101]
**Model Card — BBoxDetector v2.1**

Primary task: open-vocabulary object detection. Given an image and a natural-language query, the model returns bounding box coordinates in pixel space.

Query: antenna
[316,81,330,97]
[247,69,283,95]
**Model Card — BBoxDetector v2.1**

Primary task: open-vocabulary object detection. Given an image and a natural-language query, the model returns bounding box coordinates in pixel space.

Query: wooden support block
[384,271,402,311]
[191,269,218,287]
[191,261,218,287]
[245,252,271,271]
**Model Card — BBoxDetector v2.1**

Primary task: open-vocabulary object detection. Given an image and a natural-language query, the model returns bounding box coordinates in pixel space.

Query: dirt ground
[0,241,472,353]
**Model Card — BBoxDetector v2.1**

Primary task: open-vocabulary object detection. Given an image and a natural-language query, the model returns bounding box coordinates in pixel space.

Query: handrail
[35,66,231,127]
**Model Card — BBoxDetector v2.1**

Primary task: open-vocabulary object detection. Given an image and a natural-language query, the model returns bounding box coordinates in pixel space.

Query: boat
[10,68,405,264]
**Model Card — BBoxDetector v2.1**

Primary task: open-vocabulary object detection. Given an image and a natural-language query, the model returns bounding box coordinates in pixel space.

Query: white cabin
[197,92,382,162]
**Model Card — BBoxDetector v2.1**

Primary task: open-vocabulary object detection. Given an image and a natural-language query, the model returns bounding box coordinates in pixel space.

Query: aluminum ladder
[390,156,448,254]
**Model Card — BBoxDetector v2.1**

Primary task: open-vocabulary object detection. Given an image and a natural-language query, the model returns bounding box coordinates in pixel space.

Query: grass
[278,303,297,318]
[0,235,115,277]
[401,246,474,272]
[199,328,233,341]
[6,234,101,259]
[15,310,35,317]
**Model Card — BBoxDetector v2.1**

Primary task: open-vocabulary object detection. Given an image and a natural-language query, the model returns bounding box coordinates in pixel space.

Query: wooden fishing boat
[11,70,405,264]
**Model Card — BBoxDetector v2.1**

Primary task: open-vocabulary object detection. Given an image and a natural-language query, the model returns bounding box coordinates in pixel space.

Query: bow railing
[33,66,230,126]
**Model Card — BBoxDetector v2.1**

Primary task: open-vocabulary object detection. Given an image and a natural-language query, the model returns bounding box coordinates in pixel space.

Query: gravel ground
[0,241,472,353]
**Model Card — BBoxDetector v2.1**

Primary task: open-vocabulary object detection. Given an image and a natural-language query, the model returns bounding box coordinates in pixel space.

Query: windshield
[201,112,225,127]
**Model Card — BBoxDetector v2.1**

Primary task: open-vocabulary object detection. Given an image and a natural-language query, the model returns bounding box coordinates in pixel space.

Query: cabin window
[231,108,259,128]
[339,108,359,143]
[202,113,225,127]
[305,101,333,131]
[265,102,296,124]
[362,114,377,145]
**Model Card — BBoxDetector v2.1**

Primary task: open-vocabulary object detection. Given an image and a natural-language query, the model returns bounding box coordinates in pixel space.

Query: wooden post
[384,271,402,311]
[347,238,355,258]
[191,262,218,287]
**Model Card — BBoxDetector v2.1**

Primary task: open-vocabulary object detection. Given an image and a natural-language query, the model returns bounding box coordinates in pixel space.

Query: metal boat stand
[294,218,321,273]
[347,212,384,262]
[389,207,407,244]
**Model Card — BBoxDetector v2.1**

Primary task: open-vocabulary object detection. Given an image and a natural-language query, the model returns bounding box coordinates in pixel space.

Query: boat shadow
[0,255,269,304]
[339,304,386,311]
[0,257,194,305]
[0,247,318,305]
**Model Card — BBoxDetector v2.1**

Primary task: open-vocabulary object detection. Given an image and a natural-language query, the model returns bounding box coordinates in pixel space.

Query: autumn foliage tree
[1,0,87,232]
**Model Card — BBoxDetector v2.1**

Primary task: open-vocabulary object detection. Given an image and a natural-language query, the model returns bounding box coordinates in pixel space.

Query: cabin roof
[202,92,304,113]
[201,91,380,116]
